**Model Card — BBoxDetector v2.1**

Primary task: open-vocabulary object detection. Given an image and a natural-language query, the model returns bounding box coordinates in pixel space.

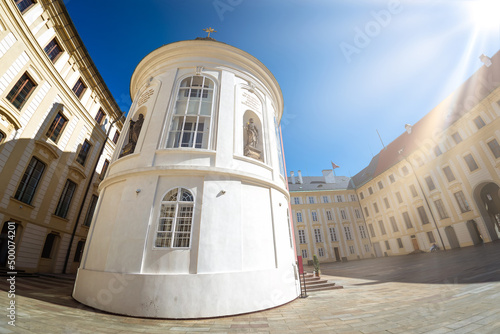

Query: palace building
[0,0,123,273]
[73,37,300,318]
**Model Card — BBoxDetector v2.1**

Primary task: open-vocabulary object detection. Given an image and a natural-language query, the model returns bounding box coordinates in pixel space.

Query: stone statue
[244,118,262,161]
[120,113,144,157]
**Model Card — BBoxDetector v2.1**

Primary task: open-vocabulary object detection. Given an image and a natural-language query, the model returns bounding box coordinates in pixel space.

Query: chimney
[405,124,412,134]
[479,54,492,67]
[322,170,335,184]
[297,170,303,184]
[290,171,296,184]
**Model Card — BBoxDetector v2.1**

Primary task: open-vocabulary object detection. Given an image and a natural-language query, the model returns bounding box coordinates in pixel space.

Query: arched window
[166,76,215,149]
[0,130,5,144]
[155,187,194,248]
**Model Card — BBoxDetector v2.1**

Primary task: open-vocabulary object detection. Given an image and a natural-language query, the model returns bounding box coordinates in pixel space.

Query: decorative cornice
[34,140,60,161]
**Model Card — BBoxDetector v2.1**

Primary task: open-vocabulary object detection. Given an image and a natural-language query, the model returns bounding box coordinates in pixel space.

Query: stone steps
[300,272,343,292]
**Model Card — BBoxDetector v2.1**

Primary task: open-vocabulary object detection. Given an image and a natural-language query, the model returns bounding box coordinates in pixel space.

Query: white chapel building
[73,37,300,318]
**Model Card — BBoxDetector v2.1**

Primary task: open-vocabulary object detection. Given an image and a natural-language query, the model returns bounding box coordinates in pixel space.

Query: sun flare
[470,0,500,31]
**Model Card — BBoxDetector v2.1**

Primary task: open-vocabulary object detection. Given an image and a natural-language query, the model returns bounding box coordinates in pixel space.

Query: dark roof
[349,154,380,189]
[289,176,351,192]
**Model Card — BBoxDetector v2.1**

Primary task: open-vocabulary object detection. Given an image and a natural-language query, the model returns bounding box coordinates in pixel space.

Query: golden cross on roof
[203,27,217,38]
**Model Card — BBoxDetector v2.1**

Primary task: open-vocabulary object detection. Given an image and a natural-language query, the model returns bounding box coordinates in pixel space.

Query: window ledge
[51,214,69,222]
[233,154,273,171]
[9,197,35,209]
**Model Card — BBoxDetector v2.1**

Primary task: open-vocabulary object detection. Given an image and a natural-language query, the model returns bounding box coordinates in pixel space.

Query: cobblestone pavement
[1,242,500,333]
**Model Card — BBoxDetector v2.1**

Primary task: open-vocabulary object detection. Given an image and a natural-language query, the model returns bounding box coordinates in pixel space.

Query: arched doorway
[466,220,483,245]
[473,182,500,242]
[445,226,460,249]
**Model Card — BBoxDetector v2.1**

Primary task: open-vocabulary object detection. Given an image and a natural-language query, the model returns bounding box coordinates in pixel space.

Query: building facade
[73,38,299,318]
[0,0,123,274]
[289,170,374,264]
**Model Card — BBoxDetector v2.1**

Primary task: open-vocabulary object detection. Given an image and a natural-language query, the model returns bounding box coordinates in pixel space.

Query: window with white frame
[323,196,329,203]
[302,249,308,259]
[344,226,352,240]
[473,116,486,129]
[350,194,357,201]
[373,202,379,213]
[166,76,215,149]
[487,139,500,159]
[314,228,322,242]
[378,181,384,190]
[385,240,391,250]
[349,245,355,254]
[390,216,398,232]
[389,174,395,183]
[434,199,449,219]
[378,220,387,235]
[417,206,430,225]
[298,229,306,244]
[464,154,479,171]
[308,196,315,204]
[402,211,413,229]
[296,212,303,222]
[326,210,333,221]
[359,225,367,238]
[454,191,471,213]
[364,244,370,252]
[329,227,337,241]
[155,188,194,248]
[355,209,361,219]
[294,197,300,205]
[396,191,403,204]
[443,166,456,182]
[318,248,325,257]
[368,224,375,237]
[397,238,404,248]
[336,195,343,202]
[340,209,347,220]
[384,197,390,209]
[312,211,318,221]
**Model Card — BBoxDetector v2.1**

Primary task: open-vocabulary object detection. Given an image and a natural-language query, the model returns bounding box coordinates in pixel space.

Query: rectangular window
[464,154,479,171]
[427,231,436,243]
[349,245,355,254]
[434,199,449,219]
[76,140,92,166]
[355,209,361,219]
[364,244,370,252]
[44,38,63,62]
[112,131,120,144]
[402,212,413,229]
[410,185,418,197]
[434,146,442,157]
[296,212,303,223]
[314,228,322,243]
[16,0,36,13]
[389,174,395,183]
[425,176,436,191]
[359,225,367,239]
[454,191,471,213]
[373,202,379,213]
[443,166,456,182]
[487,139,500,158]
[397,238,403,248]
[318,248,325,257]
[41,233,57,258]
[6,73,36,110]
[329,227,337,242]
[340,209,347,220]
[350,194,357,201]
[95,109,106,125]
[14,157,45,204]
[344,226,352,240]
[46,112,68,142]
[308,196,315,204]
[72,78,86,98]
[402,166,409,176]
[384,197,390,209]
[368,224,376,237]
[298,230,306,244]
[368,187,373,195]
[301,249,308,259]
[396,191,403,204]
[378,220,386,235]
[360,192,364,200]
[326,210,333,221]
[83,195,98,227]
[54,179,77,218]
[417,206,430,225]
[312,211,318,221]
[74,240,85,262]
[385,240,390,250]
[100,159,109,180]
[336,195,343,202]
[390,216,398,232]
[378,181,384,190]
[452,132,462,144]
[474,116,486,129]
[322,196,329,203]
[364,207,369,217]
[293,197,300,205]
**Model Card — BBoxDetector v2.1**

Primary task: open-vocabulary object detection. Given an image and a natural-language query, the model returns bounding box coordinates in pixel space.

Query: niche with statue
[119,107,146,158]
[243,110,264,162]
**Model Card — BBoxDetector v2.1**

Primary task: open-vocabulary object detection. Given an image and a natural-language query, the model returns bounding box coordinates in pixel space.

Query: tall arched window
[166,76,215,149]
[155,187,194,248]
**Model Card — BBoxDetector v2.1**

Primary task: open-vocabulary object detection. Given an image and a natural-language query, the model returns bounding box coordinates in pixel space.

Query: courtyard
[1,242,500,333]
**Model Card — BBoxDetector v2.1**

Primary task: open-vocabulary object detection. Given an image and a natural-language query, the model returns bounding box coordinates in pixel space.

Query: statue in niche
[244,118,262,161]
[119,113,144,158]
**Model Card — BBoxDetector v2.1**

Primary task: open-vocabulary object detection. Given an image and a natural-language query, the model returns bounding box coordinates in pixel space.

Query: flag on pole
[331,161,340,170]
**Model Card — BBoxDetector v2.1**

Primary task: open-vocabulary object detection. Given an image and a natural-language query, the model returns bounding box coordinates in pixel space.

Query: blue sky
[65,0,499,177]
